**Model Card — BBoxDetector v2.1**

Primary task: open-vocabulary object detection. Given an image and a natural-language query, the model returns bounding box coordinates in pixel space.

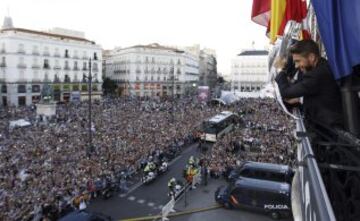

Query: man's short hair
[289,39,320,57]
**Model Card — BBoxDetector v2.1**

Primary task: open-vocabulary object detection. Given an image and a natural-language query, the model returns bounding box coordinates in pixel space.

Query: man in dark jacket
[275,40,343,127]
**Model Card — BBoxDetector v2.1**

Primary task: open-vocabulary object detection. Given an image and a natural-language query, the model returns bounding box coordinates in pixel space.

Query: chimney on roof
[2,16,14,29]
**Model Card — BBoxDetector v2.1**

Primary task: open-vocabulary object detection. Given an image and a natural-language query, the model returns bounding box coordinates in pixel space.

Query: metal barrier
[161,198,176,221]
[161,171,202,220]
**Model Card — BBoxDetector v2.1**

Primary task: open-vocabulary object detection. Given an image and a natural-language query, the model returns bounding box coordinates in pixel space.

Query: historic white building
[231,50,268,92]
[0,17,102,106]
[105,43,199,97]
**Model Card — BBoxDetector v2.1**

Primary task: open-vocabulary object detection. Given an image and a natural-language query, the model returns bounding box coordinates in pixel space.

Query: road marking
[137,199,145,204]
[128,196,136,201]
[119,193,126,198]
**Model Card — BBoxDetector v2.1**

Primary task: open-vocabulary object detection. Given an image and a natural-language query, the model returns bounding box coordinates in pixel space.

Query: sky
[0,0,268,76]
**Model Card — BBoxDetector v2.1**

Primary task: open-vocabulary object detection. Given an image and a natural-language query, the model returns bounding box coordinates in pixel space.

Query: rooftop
[238,50,268,56]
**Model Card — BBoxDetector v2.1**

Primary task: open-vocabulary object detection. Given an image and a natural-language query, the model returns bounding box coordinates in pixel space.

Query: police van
[227,161,294,184]
[215,177,292,219]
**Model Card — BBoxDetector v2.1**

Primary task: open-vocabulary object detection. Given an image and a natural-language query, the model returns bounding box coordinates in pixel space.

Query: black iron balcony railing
[293,109,360,221]
[32,64,40,69]
[17,63,27,69]
[17,49,25,54]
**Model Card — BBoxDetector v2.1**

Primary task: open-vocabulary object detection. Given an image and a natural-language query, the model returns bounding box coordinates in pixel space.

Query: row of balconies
[0,49,96,60]
[12,64,98,72]
[113,61,183,66]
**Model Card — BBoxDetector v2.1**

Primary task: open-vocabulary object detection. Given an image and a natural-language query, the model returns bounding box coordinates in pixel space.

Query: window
[83,62,87,70]
[0,57,5,67]
[64,61,70,70]
[43,47,50,56]
[32,85,40,93]
[54,48,60,57]
[17,85,26,93]
[43,59,50,69]
[18,96,26,106]
[92,62,98,72]
[17,44,25,54]
[73,50,79,59]
[74,61,78,70]
[65,49,69,58]
[0,43,5,53]
[94,52,98,60]
[32,45,39,55]
[64,74,71,83]
[1,85,7,93]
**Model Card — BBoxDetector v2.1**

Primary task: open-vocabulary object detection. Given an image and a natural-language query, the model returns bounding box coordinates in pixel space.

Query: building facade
[184,45,218,92]
[105,43,199,97]
[0,17,102,106]
[231,50,268,92]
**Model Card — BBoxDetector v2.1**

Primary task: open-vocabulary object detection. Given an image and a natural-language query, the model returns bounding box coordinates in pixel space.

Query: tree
[102,77,118,95]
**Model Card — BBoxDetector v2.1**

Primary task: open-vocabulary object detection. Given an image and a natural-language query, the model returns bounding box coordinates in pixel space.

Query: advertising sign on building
[197,86,209,102]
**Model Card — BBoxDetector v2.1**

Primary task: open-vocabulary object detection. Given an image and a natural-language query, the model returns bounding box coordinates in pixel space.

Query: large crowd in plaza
[202,98,296,179]
[0,97,295,221]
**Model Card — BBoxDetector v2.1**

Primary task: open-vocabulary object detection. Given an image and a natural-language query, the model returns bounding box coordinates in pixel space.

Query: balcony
[64,66,71,71]
[17,63,27,69]
[53,76,61,83]
[43,65,51,69]
[53,65,61,70]
[73,55,79,59]
[0,49,5,54]
[17,50,26,54]
[82,67,88,71]
[82,56,88,60]
[54,53,61,58]
[0,62,6,68]
[43,52,50,56]
[73,67,79,71]
[32,51,40,56]
[32,64,40,69]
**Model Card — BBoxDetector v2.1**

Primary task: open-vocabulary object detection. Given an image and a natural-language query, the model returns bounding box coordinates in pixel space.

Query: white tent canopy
[9,119,31,129]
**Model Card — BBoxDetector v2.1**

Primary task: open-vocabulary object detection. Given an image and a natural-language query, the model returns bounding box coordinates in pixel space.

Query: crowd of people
[0,96,296,221]
[202,98,296,179]
[0,97,218,221]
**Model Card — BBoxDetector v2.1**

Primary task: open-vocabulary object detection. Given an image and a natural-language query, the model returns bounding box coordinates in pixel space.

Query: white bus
[202,111,238,142]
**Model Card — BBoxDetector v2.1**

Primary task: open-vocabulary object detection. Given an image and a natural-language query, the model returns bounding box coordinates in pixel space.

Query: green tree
[102,77,118,95]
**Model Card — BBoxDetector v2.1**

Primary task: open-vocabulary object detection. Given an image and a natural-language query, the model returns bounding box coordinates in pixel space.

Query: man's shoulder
[309,58,332,77]
[315,58,331,72]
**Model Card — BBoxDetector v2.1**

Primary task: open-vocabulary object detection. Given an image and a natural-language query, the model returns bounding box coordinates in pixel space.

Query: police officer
[168,177,177,198]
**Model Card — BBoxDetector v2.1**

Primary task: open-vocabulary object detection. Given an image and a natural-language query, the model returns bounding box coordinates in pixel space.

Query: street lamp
[84,58,94,156]
[171,65,175,122]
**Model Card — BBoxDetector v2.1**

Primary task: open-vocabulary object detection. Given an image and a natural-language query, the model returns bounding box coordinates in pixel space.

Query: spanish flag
[252,0,310,43]
[269,0,287,43]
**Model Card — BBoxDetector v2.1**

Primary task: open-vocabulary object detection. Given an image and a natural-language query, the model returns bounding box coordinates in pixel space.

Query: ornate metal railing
[295,109,360,221]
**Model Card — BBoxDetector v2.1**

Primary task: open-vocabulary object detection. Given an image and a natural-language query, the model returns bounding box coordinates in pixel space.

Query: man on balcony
[275,39,343,128]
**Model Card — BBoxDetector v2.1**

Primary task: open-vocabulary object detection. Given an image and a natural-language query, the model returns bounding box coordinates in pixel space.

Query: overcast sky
[0,0,268,75]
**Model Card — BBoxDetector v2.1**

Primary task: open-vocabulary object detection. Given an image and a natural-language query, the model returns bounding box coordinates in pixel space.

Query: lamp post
[171,65,175,122]
[85,58,93,156]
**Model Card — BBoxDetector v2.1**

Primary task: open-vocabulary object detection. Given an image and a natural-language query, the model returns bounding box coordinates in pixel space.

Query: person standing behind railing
[275,39,343,128]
